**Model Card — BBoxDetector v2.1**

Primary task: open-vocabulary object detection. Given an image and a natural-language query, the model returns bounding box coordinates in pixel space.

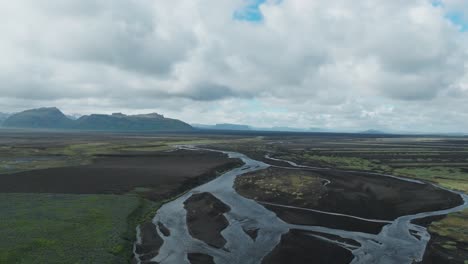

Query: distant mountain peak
[133,113,165,119]
[3,107,72,129]
[2,107,192,131]
[111,112,126,117]
[110,112,165,119]
[27,107,62,114]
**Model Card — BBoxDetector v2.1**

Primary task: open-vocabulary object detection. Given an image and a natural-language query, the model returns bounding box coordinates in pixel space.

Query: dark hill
[2,108,193,131]
[0,113,11,125]
[75,112,193,131]
[3,107,73,129]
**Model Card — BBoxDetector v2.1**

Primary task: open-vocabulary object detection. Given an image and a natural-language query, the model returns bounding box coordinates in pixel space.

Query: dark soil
[237,167,462,221]
[187,253,215,264]
[236,167,461,224]
[313,169,462,220]
[133,222,162,264]
[184,192,230,249]
[236,167,324,208]
[412,215,447,227]
[421,233,468,264]
[0,150,242,201]
[262,204,386,234]
[262,229,353,264]
[157,222,170,237]
[414,216,468,264]
[243,228,259,241]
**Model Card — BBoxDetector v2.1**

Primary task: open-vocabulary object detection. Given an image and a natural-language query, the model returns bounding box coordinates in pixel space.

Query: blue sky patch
[431,1,468,32]
[233,0,267,22]
[446,12,468,32]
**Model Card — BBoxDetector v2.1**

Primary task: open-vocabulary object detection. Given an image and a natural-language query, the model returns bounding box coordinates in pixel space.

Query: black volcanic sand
[0,150,242,201]
[243,227,259,241]
[421,234,468,264]
[262,229,353,264]
[157,222,170,237]
[413,216,468,263]
[235,167,385,234]
[133,222,162,264]
[313,169,462,220]
[187,253,215,264]
[184,192,231,249]
[262,204,387,234]
[237,167,462,222]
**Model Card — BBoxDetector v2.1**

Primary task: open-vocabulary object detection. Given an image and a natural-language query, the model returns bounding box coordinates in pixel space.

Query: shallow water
[134,147,468,264]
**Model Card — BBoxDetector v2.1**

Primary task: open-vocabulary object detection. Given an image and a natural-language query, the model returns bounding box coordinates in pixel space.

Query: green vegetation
[210,137,468,262]
[0,142,119,174]
[283,152,468,194]
[275,153,391,171]
[429,209,468,253]
[261,137,468,262]
[167,137,262,148]
[0,159,77,174]
[0,193,141,264]
[2,134,467,263]
[393,167,468,193]
[0,137,240,174]
[235,168,324,207]
[302,153,390,171]
[430,209,468,242]
[0,135,247,263]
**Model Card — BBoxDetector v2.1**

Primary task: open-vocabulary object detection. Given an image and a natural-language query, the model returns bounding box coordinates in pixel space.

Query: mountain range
[3,108,464,135]
[0,112,11,125]
[192,123,252,131]
[2,107,193,131]
[192,123,330,132]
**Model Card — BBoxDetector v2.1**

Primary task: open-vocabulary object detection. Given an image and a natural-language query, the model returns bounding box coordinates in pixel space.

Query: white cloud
[0,0,467,132]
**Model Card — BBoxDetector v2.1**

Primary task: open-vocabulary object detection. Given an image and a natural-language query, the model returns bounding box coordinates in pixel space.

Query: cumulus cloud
[0,0,467,132]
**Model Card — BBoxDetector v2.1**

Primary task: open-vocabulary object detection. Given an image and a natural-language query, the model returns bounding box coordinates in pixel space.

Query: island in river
[0,130,467,263]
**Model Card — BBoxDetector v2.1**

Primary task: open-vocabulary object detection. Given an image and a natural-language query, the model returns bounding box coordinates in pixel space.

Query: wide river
[134,146,468,264]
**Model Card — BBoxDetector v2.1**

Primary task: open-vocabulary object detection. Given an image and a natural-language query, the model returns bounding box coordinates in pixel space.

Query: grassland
[0,193,142,264]
[214,136,468,262]
[0,136,232,175]
[2,131,468,263]
[235,168,324,208]
[429,209,468,251]
[262,138,468,193]
[257,136,468,263]
[0,132,248,264]
[393,167,468,193]
[275,153,391,171]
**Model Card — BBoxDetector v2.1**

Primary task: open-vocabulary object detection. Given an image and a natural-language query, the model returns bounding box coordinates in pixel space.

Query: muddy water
[134,147,468,264]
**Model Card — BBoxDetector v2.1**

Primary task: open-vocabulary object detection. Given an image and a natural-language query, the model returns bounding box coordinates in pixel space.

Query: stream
[134,146,468,264]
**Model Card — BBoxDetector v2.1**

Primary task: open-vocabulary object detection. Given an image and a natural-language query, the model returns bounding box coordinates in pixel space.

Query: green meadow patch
[0,193,142,264]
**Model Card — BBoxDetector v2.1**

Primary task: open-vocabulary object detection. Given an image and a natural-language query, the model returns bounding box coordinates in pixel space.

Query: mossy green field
[0,132,245,263]
[1,132,468,263]
[0,193,141,264]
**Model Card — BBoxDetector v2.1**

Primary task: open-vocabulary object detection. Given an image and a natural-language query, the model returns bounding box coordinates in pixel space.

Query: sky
[0,0,467,133]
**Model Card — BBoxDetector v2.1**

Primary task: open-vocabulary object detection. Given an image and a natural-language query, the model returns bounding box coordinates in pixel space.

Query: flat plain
[1,130,467,263]
[0,131,242,263]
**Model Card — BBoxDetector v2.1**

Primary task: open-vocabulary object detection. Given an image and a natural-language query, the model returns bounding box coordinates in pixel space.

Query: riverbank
[213,136,468,263]
[3,132,468,263]
[0,133,243,264]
